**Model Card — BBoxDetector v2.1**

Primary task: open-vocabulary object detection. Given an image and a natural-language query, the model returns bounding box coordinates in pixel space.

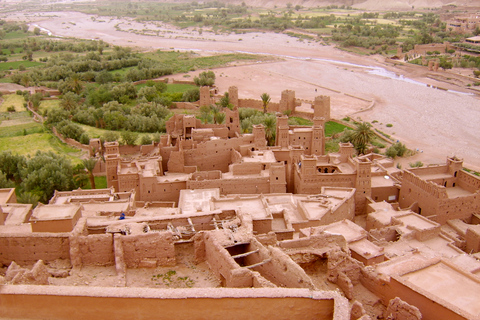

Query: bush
[121,131,138,145]
[194,71,215,87]
[79,132,90,145]
[182,88,200,102]
[7,106,15,112]
[386,123,393,127]
[103,131,120,142]
[140,134,153,145]
[56,120,85,142]
[385,142,407,158]
[409,160,424,168]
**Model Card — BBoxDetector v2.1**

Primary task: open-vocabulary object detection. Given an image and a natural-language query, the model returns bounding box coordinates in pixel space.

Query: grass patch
[0,133,82,164]
[77,123,156,144]
[289,117,313,126]
[0,121,43,138]
[0,61,43,71]
[85,175,107,189]
[142,51,271,74]
[0,94,26,112]
[38,99,60,114]
[166,83,197,93]
[325,121,350,137]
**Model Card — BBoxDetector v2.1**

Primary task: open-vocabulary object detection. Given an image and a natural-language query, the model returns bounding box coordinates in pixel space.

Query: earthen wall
[75,234,115,266]
[121,232,175,268]
[0,234,70,265]
[0,286,346,320]
[458,170,480,193]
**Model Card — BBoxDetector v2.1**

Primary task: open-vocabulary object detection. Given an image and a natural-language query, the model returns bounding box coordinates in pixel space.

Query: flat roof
[214,197,270,219]
[446,186,473,198]
[401,261,480,317]
[2,204,32,225]
[30,204,81,221]
[320,220,366,243]
[0,188,14,204]
[395,213,439,231]
[179,189,220,214]
[371,175,396,188]
[349,238,384,259]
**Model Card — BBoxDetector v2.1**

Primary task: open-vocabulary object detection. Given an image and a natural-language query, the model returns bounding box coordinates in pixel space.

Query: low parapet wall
[0,286,349,320]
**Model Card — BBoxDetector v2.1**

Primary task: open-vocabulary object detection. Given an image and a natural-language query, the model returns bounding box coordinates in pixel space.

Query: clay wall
[140,144,156,155]
[294,170,356,194]
[238,99,281,112]
[0,234,70,265]
[75,234,115,266]
[245,239,315,289]
[371,185,399,203]
[118,145,141,155]
[202,232,254,287]
[174,102,198,109]
[187,175,271,195]
[435,194,480,224]
[387,276,469,320]
[0,286,347,320]
[231,162,263,175]
[52,127,91,153]
[360,263,470,320]
[191,171,222,181]
[121,232,175,268]
[399,171,448,215]
[153,180,187,204]
[414,43,448,55]
[458,170,480,193]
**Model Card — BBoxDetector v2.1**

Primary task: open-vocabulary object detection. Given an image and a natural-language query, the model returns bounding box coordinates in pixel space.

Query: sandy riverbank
[4,10,480,169]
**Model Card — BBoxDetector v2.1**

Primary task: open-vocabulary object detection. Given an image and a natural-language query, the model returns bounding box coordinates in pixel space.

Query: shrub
[386,123,393,127]
[409,161,424,168]
[79,132,90,145]
[121,131,138,145]
[103,131,120,142]
[140,134,153,145]
[7,106,15,112]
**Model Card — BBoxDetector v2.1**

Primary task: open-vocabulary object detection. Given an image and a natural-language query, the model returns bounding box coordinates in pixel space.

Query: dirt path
[4,11,480,169]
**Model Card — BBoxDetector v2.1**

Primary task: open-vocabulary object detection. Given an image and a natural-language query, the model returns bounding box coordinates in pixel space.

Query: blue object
[119,212,125,220]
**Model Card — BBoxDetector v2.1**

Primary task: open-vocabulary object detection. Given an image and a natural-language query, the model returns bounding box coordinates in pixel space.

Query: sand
[3,10,480,170]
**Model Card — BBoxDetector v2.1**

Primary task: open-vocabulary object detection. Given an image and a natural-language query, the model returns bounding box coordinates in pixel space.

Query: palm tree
[263,115,276,146]
[351,122,375,155]
[82,158,98,189]
[260,93,271,114]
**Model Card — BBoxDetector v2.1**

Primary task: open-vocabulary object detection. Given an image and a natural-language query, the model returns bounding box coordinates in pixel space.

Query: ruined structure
[2,87,480,320]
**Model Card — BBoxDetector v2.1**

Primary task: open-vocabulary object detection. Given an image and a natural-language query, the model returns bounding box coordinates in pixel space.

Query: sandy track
[5,11,480,169]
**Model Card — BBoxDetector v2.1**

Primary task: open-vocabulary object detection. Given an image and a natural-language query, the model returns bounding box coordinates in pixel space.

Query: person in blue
[119,212,125,220]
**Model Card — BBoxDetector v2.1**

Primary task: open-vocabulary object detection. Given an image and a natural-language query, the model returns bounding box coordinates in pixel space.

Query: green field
[0,121,43,138]
[0,94,26,112]
[0,61,44,71]
[0,132,82,163]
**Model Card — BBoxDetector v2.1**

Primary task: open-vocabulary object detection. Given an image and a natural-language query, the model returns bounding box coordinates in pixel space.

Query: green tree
[33,27,41,35]
[263,114,276,146]
[20,151,76,203]
[103,131,120,142]
[82,158,98,189]
[260,93,271,114]
[60,92,80,111]
[182,88,200,102]
[194,71,215,87]
[217,92,233,110]
[351,122,375,155]
[121,131,138,145]
[0,151,26,184]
